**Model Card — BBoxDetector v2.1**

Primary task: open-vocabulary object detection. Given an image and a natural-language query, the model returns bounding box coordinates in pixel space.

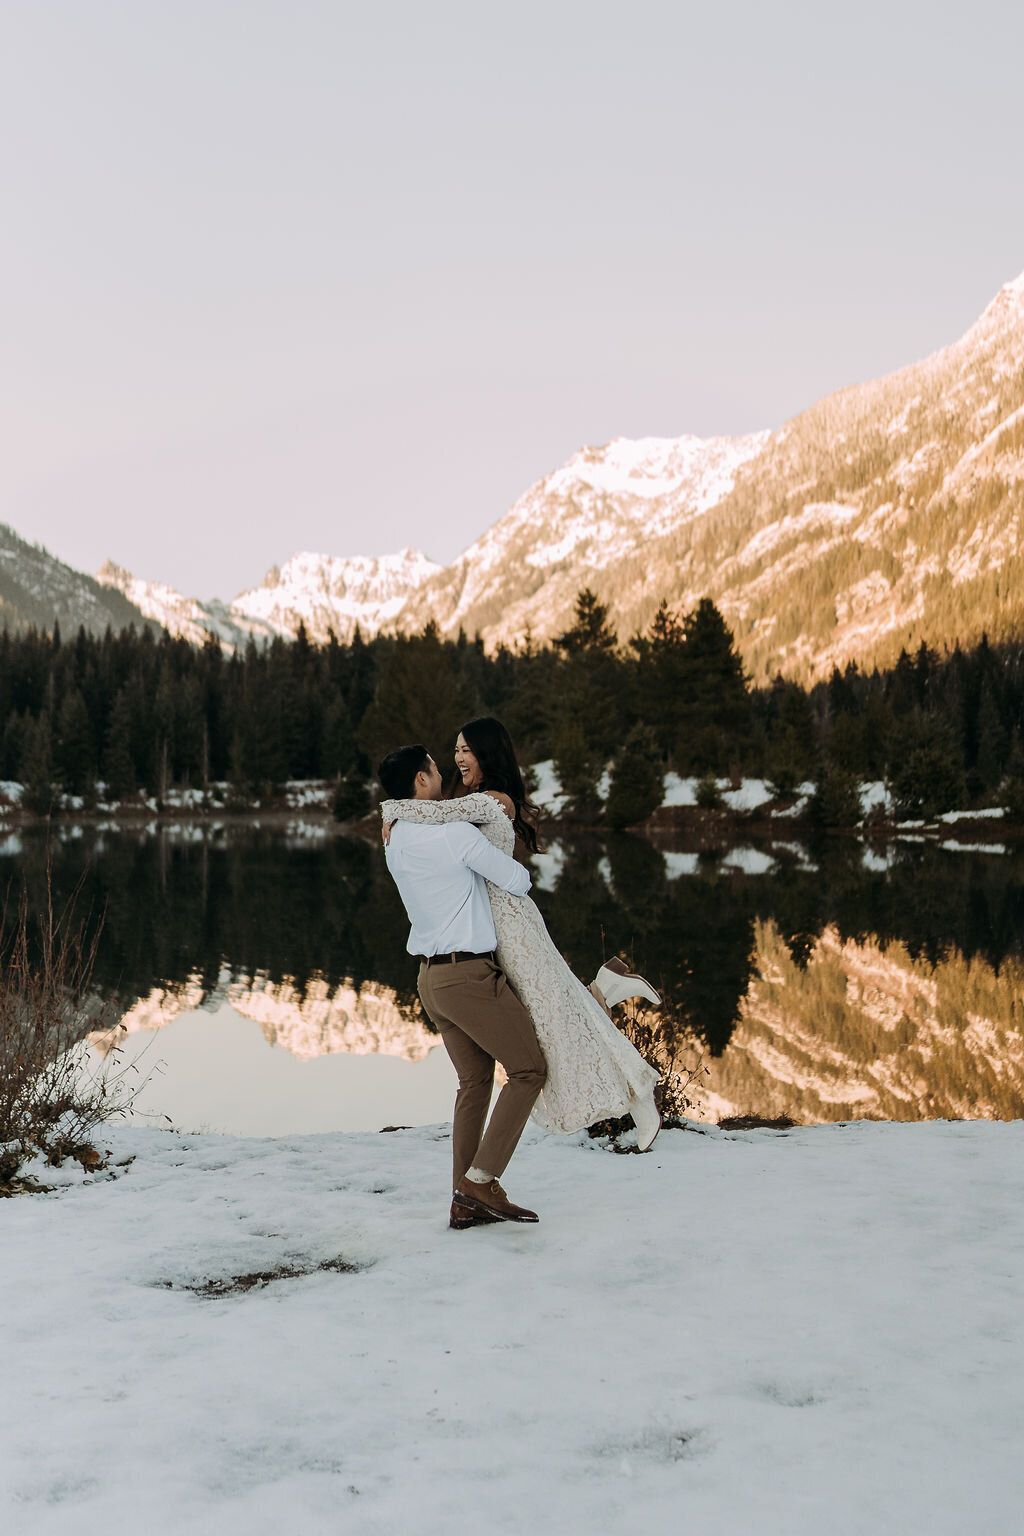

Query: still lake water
[5,821,1024,1134]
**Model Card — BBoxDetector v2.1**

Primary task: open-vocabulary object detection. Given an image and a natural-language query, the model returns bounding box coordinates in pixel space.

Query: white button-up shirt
[384,819,531,957]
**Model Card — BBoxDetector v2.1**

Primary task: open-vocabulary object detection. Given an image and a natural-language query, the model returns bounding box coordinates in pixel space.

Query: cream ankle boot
[592,956,661,1009]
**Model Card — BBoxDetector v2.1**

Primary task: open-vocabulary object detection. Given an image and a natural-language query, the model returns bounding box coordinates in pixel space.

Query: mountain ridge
[0,525,157,638]
[6,268,1022,678]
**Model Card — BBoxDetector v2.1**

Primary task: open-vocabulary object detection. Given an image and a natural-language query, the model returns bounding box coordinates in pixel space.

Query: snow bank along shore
[3,1119,1022,1535]
[2,771,1014,851]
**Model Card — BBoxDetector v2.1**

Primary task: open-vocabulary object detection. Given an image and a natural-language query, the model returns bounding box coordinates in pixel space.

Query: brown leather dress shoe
[453,1176,539,1223]
[449,1198,501,1230]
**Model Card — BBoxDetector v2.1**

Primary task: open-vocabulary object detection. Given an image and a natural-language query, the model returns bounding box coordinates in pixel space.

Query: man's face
[414,756,444,800]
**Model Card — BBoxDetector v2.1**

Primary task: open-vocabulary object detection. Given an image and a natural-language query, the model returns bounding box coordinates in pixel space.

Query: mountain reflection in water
[3,824,1023,1126]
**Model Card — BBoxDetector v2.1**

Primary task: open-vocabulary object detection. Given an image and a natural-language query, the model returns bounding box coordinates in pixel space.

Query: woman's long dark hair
[453,716,540,854]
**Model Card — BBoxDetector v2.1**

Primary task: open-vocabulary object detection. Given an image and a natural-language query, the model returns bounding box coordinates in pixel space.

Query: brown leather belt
[421,950,496,967]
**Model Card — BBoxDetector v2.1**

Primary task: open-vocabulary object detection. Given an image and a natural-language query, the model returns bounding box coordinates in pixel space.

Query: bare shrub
[0,867,135,1191]
[588,981,709,1146]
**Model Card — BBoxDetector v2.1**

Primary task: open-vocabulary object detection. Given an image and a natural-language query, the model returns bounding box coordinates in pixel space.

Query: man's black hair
[378,744,431,800]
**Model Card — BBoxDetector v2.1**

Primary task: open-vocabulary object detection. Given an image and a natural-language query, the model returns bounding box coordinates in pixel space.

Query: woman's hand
[381,820,394,845]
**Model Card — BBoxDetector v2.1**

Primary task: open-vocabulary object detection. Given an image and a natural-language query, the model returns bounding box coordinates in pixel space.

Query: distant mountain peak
[93,545,444,649]
[228,546,443,642]
[18,267,1024,675]
[393,427,771,644]
[962,267,1024,340]
[988,268,1024,305]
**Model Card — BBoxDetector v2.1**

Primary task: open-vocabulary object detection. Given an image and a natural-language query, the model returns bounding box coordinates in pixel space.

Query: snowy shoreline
[3,1118,1022,1534]
[2,769,1017,844]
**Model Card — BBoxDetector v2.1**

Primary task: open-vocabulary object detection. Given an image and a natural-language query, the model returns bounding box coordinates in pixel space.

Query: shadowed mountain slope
[1,524,156,637]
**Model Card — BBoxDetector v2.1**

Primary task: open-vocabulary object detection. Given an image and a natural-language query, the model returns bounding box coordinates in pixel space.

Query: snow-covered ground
[536,765,788,817]
[940,806,1006,822]
[941,839,1008,855]
[3,1120,1022,1535]
[529,759,569,816]
[0,780,336,818]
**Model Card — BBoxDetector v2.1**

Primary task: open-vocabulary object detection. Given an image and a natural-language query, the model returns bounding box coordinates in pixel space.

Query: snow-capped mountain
[230,548,443,643]
[394,269,1024,676]
[17,267,1024,678]
[96,547,443,649]
[0,525,156,636]
[394,432,771,644]
[590,269,1024,679]
[96,562,278,649]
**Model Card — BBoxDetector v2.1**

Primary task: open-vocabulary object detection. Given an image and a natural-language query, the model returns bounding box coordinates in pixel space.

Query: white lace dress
[381,793,660,1133]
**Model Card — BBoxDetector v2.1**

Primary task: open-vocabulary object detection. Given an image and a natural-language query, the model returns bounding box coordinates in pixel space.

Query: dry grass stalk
[588,991,709,1145]
[0,866,136,1191]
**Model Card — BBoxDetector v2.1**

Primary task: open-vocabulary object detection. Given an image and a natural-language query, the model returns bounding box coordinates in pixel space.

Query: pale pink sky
[2,0,1022,600]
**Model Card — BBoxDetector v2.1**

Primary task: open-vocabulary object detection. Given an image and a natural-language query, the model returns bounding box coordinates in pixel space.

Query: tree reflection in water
[3,824,1024,1121]
[0,827,421,1023]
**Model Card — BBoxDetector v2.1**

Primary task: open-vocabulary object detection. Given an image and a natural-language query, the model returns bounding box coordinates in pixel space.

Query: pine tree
[550,590,625,760]
[21,713,55,815]
[765,680,816,794]
[674,598,751,773]
[552,718,603,819]
[104,688,136,801]
[974,682,1006,792]
[809,767,862,828]
[630,601,687,760]
[357,626,476,774]
[605,727,664,829]
[54,686,95,796]
[889,713,965,820]
[552,589,617,655]
[0,711,25,782]
[694,771,725,810]
[321,695,356,778]
[166,673,204,784]
[501,645,561,764]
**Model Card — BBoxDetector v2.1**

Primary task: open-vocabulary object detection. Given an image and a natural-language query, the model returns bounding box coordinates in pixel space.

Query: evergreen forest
[3,589,1024,825]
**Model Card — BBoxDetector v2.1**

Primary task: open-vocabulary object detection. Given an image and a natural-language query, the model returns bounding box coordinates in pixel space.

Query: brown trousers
[417,956,547,1188]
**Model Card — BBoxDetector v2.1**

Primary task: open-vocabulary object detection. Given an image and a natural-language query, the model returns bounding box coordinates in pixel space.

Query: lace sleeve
[380,793,510,828]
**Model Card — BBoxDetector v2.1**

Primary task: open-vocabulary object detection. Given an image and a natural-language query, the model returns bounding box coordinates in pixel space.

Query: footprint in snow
[596,1427,707,1471]
[755,1380,827,1408]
